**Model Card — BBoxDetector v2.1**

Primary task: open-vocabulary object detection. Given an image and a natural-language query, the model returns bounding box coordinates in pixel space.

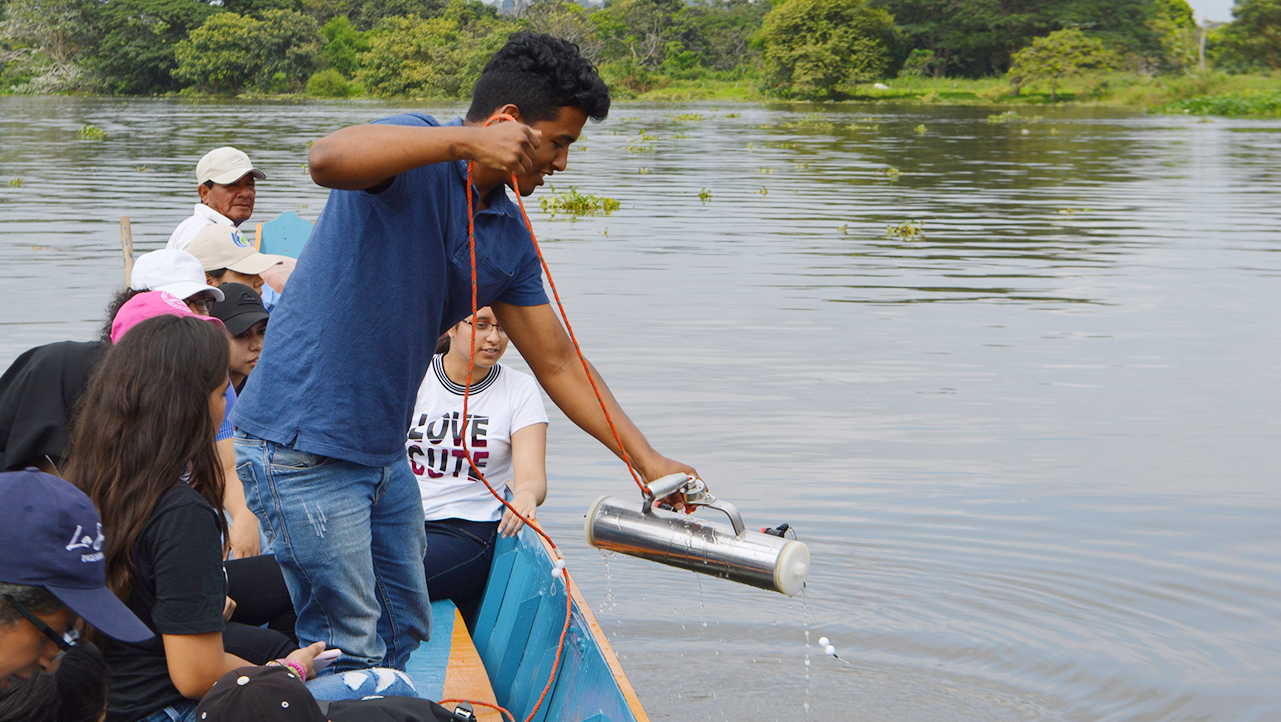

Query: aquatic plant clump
[1154,91,1281,118]
[886,220,924,239]
[539,186,621,217]
[77,124,106,140]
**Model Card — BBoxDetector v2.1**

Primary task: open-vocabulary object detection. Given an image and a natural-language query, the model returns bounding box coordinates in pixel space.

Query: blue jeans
[234,431,431,672]
[137,702,197,722]
[306,667,420,701]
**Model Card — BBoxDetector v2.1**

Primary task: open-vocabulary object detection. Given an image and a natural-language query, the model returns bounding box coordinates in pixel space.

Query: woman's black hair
[208,268,228,280]
[0,672,56,722]
[54,642,110,722]
[435,334,450,355]
[0,642,112,722]
[64,315,230,648]
[100,287,142,343]
[466,32,610,125]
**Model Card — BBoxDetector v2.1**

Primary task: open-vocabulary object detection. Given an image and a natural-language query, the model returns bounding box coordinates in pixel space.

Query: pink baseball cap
[111,291,227,344]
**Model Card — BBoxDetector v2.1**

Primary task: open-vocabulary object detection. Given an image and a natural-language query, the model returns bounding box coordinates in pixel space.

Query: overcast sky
[1186,0,1236,22]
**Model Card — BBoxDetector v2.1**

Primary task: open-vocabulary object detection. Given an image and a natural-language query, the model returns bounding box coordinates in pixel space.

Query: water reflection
[3,97,1281,722]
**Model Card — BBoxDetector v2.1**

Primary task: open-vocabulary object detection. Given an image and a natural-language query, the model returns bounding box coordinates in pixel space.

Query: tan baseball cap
[197,147,267,185]
[187,226,280,276]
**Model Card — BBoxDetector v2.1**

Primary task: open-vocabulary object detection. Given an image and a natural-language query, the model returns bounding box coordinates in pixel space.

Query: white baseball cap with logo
[129,249,226,301]
[186,225,280,276]
[197,147,267,186]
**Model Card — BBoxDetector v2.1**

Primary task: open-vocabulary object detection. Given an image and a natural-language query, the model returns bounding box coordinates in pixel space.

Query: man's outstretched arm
[308,122,543,191]
[492,301,699,484]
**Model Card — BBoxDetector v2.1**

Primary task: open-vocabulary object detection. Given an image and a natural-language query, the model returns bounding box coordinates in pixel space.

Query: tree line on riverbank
[1,0,1279,110]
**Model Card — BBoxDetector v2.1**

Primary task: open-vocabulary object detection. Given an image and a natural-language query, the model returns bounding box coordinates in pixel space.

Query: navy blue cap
[0,469,153,643]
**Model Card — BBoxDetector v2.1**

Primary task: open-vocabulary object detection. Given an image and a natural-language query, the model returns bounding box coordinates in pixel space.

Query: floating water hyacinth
[8,178,22,187]
[539,186,620,217]
[698,188,712,202]
[77,124,106,140]
[875,166,901,180]
[886,220,924,239]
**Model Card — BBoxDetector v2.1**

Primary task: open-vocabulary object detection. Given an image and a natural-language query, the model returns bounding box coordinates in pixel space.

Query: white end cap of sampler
[773,539,810,596]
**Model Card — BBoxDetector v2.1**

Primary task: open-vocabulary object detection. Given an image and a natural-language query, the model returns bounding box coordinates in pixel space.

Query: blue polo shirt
[232,114,549,467]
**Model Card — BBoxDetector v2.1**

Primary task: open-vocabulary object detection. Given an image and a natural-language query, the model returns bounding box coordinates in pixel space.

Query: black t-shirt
[0,340,108,471]
[105,485,227,722]
[326,697,456,722]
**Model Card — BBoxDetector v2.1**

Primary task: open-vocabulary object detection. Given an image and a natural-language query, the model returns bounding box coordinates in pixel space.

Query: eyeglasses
[464,319,505,335]
[2,595,78,661]
[187,295,216,314]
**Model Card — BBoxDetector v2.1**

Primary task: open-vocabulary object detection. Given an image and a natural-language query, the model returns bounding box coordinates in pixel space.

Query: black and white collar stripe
[433,353,501,396]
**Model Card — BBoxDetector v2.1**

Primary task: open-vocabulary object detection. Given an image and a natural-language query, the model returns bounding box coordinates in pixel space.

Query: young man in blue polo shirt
[232,33,698,673]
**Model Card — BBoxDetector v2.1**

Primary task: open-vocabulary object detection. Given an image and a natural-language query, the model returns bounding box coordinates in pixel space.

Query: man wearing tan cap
[166,147,266,252]
[186,225,280,294]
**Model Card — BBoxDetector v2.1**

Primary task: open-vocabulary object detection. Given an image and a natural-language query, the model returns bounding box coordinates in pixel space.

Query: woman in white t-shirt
[406,306,548,620]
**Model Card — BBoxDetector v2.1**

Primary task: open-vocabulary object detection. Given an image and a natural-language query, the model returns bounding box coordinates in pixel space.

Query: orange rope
[445,112,626,722]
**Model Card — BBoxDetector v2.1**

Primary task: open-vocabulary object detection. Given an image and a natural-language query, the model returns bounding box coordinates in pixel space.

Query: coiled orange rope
[447,112,647,722]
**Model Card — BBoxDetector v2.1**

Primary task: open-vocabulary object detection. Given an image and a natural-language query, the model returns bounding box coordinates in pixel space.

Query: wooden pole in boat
[120,215,134,287]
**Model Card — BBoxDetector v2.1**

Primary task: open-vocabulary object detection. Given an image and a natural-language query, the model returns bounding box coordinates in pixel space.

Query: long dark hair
[64,315,230,637]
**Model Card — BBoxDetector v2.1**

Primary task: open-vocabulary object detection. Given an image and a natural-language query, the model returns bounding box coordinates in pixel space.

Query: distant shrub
[307,69,351,97]
[758,0,903,100]
[1154,90,1281,117]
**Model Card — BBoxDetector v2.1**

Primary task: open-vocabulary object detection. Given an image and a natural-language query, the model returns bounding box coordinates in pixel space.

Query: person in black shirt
[64,315,325,722]
[0,341,108,474]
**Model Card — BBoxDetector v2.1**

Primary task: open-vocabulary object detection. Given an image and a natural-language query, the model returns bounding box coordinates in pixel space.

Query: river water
[2,97,1279,721]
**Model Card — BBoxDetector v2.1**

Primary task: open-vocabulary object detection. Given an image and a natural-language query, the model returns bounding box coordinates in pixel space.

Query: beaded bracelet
[267,658,308,681]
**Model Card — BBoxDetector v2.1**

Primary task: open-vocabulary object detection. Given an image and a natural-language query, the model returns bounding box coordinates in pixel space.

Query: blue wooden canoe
[404,527,649,722]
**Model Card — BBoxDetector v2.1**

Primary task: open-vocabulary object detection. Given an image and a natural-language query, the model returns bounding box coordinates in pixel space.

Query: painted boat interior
[406,527,648,722]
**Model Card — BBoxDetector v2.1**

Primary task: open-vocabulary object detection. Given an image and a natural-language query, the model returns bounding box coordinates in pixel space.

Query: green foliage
[8,177,24,186]
[758,0,903,100]
[598,56,665,97]
[354,0,512,98]
[1218,0,1281,71]
[173,9,321,93]
[319,15,368,77]
[593,0,682,69]
[523,0,600,62]
[85,0,219,94]
[306,67,349,96]
[221,0,301,14]
[872,0,1166,77]
[76,122,105,138]
[1007,28,1112,101]
[539,186,620,216]
[898,48,936,78]
[0,0,95,91]
[1154,90,1281,116]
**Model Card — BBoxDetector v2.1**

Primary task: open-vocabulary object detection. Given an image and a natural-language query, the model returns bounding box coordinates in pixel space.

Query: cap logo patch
[66,522,105,562]
[232,231,252,248]
[160,292,189,311]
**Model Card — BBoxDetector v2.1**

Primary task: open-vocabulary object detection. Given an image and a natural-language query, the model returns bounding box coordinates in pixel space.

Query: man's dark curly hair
[466,32,609,125]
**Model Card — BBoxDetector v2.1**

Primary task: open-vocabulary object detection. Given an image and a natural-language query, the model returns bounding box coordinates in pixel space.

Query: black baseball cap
[196,666,327,722]
[209,282,270,336]
[0,470,153,643]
